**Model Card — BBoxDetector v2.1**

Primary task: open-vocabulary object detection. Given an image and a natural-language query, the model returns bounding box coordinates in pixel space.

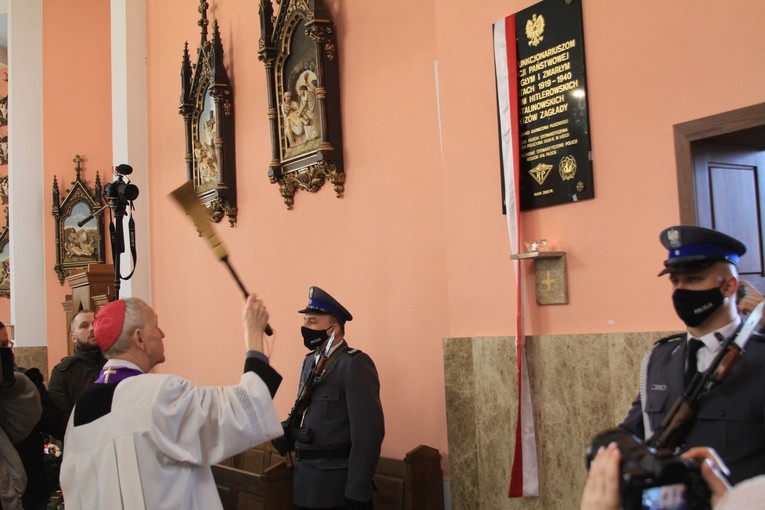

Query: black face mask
[301,326,331,350]
[672,286,725,327]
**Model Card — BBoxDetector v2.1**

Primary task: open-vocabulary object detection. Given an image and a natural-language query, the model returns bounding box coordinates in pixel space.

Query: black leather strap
[294,444,351,460]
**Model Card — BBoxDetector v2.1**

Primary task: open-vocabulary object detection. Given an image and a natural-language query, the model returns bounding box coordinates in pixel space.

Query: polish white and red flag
[493,13,539,498]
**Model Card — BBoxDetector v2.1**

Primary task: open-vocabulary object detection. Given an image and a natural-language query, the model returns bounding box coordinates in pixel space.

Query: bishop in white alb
[59,295,282,510]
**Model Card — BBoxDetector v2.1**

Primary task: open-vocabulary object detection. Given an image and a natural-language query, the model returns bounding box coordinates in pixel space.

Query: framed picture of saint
[281,67,322,160]
[52,155,106,285]
[259,0,345,209]
[180,1,238,226]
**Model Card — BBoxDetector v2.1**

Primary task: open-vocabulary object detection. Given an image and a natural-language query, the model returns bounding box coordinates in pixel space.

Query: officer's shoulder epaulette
[345,347,363,356]
[654,332,686,346]
[56,356,78,372]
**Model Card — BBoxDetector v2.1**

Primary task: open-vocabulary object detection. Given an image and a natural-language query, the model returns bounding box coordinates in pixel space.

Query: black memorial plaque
[515,0,593,210]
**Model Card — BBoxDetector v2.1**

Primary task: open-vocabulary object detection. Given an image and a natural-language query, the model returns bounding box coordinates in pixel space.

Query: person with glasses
[1,322,63,509]
[0,326,42,510]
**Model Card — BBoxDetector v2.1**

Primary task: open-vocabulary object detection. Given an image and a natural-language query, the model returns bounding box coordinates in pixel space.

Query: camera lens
[119,183,139,201]
[104,181,139,201]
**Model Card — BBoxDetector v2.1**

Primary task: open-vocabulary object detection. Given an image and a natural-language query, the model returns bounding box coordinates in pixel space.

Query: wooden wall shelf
[510,251,568,305]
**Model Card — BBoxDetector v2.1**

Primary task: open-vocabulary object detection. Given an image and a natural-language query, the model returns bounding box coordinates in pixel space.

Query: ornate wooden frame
[179,0,238,227]
[0,222,8,298]
[0,92,7,165]
[259,0,345,209]
[0,137,6,166]
[0,94,7,127]
[51,155,106,285]
[0,89,8,297]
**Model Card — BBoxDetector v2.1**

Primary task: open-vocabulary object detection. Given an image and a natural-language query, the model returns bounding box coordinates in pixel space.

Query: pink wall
[145,0,765,462]
[146,0,448,460]
[438,0,765,339]
[43,1,112,365]
[37,0,765,466]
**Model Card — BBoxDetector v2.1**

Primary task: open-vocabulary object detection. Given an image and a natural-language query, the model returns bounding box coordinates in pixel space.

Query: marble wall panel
[443,337,480,509]
[13,346,48,380]
[474,337,516,510]
[444,331,678,509]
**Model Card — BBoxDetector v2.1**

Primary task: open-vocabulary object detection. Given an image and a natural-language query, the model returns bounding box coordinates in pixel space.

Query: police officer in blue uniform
[288,286,385,509]
[620,225,765,484]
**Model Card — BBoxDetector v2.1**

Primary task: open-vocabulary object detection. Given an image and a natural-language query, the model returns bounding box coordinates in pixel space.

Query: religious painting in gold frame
[259,0,344,209]
[51,155,106,285]
[180,0,238,226]
[0,224,9,298]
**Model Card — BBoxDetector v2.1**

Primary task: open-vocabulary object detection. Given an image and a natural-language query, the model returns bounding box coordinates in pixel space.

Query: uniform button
[718,411,725,417]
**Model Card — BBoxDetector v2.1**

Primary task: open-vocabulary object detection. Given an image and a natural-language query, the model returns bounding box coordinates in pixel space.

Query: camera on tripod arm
[585,428,711,510]
[104,164,139,203]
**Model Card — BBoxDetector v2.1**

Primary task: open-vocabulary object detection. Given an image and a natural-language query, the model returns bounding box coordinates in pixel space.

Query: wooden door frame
[673,102,765,224]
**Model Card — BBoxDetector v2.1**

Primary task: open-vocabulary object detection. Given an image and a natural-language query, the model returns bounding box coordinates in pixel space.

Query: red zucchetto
[94,300,126,351]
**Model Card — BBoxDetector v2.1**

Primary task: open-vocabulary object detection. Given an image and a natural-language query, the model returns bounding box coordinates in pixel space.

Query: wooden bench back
[214,443,444,510]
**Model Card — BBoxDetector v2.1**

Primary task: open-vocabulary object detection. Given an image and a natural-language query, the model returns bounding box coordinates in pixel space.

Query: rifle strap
[295,344,347,399]
[311,344,347,386]
[640,332,685,440]
[639,349,653,440]
[294,444,351,460]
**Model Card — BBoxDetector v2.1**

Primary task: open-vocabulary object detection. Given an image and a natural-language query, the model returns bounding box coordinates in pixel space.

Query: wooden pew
[212,443,295,510]
[372,444,444,510]
[213,443,444,510]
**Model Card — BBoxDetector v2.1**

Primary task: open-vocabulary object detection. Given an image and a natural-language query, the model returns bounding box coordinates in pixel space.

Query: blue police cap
[658,225,746,276]
[298,286,353,322]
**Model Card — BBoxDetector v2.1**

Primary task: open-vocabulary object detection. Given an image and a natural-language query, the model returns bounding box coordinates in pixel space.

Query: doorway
[674,102,765,293]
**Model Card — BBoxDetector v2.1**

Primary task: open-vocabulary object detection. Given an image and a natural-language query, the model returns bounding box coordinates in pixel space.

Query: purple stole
[94,366,143,384]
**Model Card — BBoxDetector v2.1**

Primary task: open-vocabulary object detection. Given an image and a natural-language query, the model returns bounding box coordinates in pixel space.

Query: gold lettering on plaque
[529,163,553,185]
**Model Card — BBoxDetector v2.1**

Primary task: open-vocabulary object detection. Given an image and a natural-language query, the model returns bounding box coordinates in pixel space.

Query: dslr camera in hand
[585,428,712,510]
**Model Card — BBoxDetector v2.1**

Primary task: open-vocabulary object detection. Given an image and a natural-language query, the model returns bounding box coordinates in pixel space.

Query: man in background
[48,309,106,436]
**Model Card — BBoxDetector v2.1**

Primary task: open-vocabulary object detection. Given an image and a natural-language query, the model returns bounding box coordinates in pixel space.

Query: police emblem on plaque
[559,155,577,181]
[529,163,553,185]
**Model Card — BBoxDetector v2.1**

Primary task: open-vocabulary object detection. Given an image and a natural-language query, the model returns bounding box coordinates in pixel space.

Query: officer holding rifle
[275,286,384,510]
[619,226,765,485]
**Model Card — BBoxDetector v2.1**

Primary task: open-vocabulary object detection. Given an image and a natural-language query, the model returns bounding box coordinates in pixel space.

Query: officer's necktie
[684,338,704,388]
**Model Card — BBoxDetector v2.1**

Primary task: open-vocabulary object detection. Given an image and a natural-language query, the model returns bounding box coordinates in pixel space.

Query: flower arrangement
[43,442,64,509]
[44,442,61,458]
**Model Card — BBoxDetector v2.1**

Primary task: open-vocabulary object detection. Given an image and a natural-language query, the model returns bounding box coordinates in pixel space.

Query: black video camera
[103,164,139,202]
[585,428,711,510]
